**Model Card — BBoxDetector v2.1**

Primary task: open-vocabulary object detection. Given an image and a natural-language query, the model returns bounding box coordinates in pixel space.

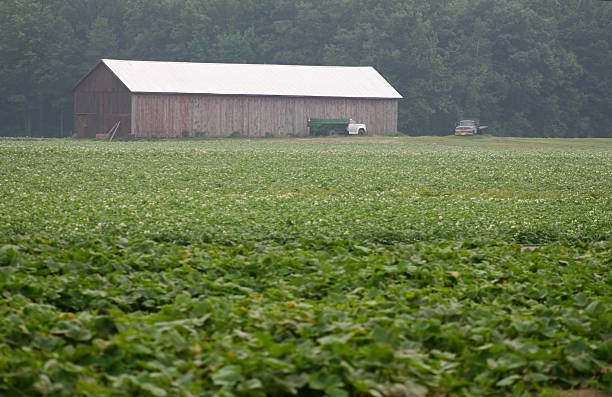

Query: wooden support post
[108,121,120,142]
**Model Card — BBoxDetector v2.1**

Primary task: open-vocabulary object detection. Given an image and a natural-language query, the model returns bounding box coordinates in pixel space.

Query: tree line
[0,0,610,137]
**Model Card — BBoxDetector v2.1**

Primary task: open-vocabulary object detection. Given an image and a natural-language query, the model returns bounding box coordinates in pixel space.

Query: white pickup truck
[347,119,367,135]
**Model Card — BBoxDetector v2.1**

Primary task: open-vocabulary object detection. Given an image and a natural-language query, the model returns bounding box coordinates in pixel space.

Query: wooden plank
[109,121,120,141]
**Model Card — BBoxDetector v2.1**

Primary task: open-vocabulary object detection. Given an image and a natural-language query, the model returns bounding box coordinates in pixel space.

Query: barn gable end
[73,62,131,138]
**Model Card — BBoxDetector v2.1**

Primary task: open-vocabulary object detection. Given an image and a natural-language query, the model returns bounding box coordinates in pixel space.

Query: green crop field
[1,136,611,396]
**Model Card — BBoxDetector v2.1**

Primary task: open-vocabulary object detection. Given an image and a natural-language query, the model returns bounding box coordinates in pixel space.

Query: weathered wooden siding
[73,63,131,137]
[132,94,398,137]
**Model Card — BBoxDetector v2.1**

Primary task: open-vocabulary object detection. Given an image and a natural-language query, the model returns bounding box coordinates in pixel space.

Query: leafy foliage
[0,137,611,396]
[0,0,611,137]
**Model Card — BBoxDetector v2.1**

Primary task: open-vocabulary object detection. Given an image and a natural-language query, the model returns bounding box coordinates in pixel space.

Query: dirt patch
[249,136,612,151]
[294,137,404,144]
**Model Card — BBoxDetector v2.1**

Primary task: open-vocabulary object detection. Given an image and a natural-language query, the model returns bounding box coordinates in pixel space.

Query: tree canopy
[0,0,610,137]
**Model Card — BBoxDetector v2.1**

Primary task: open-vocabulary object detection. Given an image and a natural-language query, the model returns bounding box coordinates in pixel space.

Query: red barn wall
[73,63,131,137]
[132,94,398,137]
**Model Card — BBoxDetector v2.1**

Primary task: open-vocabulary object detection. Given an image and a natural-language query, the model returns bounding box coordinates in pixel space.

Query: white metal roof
[98,59,402,99]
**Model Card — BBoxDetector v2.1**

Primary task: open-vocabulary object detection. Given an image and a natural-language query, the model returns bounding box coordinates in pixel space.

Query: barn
[73,59,402,138]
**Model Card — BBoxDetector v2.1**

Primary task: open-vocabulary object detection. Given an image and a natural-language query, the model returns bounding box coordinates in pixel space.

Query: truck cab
[455,120,478,136]
[347,119,367,135]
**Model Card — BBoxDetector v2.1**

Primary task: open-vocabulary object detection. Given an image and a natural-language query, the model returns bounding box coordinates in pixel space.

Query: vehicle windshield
[459,120,475,126]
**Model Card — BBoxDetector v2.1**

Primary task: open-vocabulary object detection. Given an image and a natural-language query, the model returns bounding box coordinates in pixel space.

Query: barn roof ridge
[92,59,402,99]
[103,58,377,69]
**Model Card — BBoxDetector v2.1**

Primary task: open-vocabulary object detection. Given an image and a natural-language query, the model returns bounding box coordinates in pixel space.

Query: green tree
[125,0,212,61]
[0,0,72,136]
[556,0,612,137]
[85,17,119,63]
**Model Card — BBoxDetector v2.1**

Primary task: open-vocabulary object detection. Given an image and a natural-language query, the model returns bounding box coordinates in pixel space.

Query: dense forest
[0,0,610,137]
